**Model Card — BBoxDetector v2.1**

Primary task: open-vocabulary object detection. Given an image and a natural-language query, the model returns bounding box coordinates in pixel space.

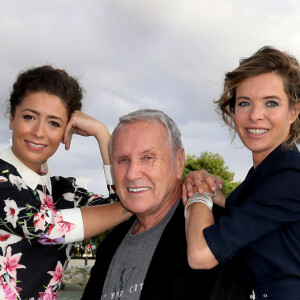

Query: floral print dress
[0,157,117,300]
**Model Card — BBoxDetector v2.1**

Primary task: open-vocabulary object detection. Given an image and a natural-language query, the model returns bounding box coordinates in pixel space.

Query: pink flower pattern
[37,190,55,210]
[47,212,76,239]
[4,199,24,228]
[0,247,25,279]
[47,261,66,287]
[0,157,116,299]
[34,206,46,231]
[0,230,22,255]
[0,277,21,300]
[38,286,57,300]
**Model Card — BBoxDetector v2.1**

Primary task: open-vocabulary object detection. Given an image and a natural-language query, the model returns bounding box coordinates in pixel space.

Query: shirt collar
[0,147,52,193]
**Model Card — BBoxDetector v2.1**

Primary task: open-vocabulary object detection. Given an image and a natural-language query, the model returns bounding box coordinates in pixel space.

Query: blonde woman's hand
[182,170,224,206]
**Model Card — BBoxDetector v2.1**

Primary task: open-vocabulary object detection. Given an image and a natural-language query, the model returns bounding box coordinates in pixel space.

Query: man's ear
[175,148,185,180]
[9,114,14,130]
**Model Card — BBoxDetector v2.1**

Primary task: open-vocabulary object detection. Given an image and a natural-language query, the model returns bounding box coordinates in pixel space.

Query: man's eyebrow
[140,148,156,154]
[115,148,157,159]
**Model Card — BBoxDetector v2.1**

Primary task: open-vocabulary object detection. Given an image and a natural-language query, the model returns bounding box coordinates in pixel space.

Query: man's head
[111,109,185,227]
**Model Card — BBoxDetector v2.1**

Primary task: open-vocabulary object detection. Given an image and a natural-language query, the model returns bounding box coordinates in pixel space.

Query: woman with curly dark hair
[184,46,300,300]
[0,65,131,299]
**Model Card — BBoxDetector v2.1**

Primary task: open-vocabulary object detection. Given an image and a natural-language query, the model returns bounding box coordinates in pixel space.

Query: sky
[0,0,300,194]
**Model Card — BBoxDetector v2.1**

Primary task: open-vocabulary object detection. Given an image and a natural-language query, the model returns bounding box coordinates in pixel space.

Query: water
[58,290,83,300]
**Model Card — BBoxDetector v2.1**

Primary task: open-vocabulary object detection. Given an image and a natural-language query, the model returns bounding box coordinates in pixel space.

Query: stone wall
[62,263,92,290]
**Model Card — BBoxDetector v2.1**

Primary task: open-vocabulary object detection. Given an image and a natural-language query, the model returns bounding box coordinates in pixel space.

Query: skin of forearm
[94,123,111,165]
[186,203,218,269]
[81,202,133,239]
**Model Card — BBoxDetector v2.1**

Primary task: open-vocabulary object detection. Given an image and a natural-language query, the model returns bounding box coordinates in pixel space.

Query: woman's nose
[32,121,45,138]
[249,104,264,121]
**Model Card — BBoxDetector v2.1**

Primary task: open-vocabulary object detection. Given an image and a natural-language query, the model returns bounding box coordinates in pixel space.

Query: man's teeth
[128,187,150,192]
[247,129,268,135]
[28,142,45,148]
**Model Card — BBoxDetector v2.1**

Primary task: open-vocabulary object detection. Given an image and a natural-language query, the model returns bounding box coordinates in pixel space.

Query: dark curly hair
[216,46,300,148]
[9,65,83,118]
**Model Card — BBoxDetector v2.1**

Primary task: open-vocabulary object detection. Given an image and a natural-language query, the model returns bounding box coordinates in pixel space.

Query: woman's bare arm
[185,182,219,269]
[81,202,132,239]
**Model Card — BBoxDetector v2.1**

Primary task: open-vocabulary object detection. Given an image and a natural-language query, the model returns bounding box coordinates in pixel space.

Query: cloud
[0,0,300,193]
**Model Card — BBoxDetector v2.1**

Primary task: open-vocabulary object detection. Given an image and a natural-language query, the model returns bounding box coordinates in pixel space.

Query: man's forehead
[112,121,170,155]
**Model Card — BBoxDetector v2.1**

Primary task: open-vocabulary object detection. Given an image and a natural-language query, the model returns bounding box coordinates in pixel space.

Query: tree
[184,152,240,197]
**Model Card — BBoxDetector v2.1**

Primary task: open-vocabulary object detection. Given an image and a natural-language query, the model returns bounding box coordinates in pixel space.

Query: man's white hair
[110,108,183,157]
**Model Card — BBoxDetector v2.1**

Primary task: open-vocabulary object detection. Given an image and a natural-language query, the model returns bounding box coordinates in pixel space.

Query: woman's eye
[49,121,60,127]
[237,101,250,107]
[266,100,278,107]
[24,115,34,120]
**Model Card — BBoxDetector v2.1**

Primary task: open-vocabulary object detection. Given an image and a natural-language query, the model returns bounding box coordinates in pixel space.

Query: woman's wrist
[213,192,226,208]
[94,123,111,165]
[184,192,213,218]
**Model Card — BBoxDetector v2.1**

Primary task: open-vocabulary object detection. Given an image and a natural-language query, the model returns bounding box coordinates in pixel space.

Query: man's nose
[126,160,142,181]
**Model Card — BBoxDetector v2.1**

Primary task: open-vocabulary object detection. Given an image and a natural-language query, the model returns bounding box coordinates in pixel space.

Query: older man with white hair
[82,109,248,300]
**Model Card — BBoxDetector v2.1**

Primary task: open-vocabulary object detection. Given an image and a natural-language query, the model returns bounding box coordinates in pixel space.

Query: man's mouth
[128,187,150,193]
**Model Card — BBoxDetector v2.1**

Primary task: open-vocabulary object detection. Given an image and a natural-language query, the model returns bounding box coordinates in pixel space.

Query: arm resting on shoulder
[81,202,132,239]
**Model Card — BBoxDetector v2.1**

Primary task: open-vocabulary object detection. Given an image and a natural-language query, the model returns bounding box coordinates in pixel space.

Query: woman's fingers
[214,176,223,190]
[182,170,223,200]
[63,121,73,150]
[63,111,94,150]
[182,184,188,205]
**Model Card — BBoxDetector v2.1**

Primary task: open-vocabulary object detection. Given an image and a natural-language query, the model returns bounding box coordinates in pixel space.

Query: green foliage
[84,230,110,248]
[184,151,240,197]
[93,230,110,245]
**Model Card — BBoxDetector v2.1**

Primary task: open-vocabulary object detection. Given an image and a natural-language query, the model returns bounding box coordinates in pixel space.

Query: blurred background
[1,0,299,195]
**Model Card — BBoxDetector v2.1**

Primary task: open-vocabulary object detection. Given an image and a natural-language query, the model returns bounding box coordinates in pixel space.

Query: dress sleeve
[204,168,300,264]
[60,208,84,243]
[0,164,118,245]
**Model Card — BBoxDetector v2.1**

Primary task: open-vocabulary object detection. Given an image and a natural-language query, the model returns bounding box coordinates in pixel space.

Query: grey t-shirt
[101,201,179,300]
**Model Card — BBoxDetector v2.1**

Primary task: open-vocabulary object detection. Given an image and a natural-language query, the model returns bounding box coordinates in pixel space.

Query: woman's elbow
[187,247,218,270]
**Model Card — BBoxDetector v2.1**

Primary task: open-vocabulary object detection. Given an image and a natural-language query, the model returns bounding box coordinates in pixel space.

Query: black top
[204,145,300,299]
[83,201,249,300]
[0,158,116,299]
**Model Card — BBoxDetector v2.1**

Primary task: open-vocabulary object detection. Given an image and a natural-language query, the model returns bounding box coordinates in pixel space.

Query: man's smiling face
[112,120,183,221]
